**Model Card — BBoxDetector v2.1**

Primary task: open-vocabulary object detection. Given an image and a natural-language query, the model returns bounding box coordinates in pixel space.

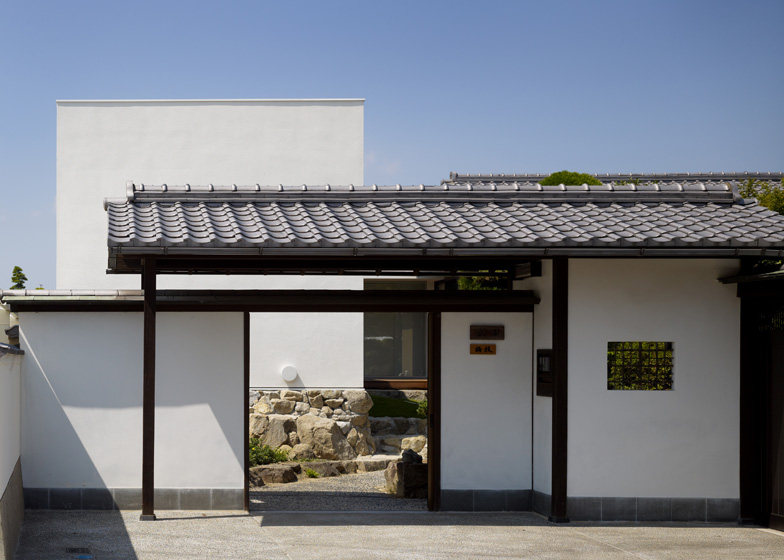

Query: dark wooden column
[243,312,250,512]
[550,257,569,522]
[739,295,765,524]
[140,258,157,521]
[427,312,442,511]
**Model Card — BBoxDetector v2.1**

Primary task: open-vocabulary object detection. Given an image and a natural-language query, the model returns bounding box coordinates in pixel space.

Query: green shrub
[415,398,428,419]
[540,170,602,186]
[369,394,427,419]
[304,468,320,478]
[249,438,289,466]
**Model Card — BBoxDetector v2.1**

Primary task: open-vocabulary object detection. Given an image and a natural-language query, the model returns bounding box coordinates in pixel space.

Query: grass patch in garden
[304,468,320,478]
[249,438,289,466]
[369,394,427,419]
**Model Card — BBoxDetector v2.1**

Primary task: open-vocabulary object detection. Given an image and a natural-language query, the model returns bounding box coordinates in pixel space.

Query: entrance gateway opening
[246,282,534,512]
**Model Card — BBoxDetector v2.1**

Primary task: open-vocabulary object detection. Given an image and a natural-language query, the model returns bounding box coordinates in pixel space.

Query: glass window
[607,341,674,390]
[364,280,427,380]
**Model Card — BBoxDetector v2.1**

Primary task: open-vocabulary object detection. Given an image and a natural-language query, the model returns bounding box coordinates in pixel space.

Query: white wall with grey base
[18,311,244,510]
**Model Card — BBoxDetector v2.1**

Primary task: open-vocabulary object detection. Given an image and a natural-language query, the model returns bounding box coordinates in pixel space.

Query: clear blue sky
[1,0,782,288]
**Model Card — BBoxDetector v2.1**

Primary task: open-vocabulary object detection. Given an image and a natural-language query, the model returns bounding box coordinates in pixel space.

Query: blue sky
[0,0,782,288]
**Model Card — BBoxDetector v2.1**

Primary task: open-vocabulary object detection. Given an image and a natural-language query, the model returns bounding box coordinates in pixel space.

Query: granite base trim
[566,496,739,522]
[0,458,24,560]
[481,491,738,522]
[23,488,244,511]
[440,489,532,512]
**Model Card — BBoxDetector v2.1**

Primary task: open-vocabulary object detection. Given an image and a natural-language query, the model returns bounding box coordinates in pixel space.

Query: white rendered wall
[19,312,243,489]
[516,261,552,495]
[0,352,21,494]
[441,312,532,490]
[56,99,366,388]
[57,99,364,289]
[250,312,363,388]
[568,259,740,498]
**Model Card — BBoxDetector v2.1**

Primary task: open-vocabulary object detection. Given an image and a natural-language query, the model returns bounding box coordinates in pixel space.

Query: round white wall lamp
[281,365,298,383]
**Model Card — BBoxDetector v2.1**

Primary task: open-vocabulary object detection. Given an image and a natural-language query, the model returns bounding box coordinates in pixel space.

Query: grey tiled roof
[444,171,784,185]
[105,181,784,256]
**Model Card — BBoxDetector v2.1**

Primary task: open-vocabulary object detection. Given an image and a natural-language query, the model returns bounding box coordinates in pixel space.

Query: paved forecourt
[14,510,784,559]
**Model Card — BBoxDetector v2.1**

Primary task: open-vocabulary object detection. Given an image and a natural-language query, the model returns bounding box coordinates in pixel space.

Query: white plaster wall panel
[56,100,365,391]
[20,312,144,488]
[568,259,740,498]
[516,260,552,495]
[441,312,532,490]
[0,353,21,493]
[19,311,244,490]
[155,313,244,488]
[56,99,364,289]
[250,312,363,388]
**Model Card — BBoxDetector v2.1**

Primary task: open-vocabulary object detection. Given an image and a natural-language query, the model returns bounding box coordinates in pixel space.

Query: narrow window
[364,280,427,388]
[607,341,674,390]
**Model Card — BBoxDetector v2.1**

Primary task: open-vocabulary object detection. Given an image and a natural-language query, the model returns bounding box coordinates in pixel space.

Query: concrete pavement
[14,510,784,559]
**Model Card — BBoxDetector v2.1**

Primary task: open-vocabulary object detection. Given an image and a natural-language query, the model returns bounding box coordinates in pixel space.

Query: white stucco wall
[19,312,243,489]
[56,99,366,388]
[516,261,553,495]
[250,312,363,388]
[568,259,740,498]
[0,352,22,494]
[440,312,533,490]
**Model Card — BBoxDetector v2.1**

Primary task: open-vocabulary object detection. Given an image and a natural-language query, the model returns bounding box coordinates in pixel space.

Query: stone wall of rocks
[249,389,376,460]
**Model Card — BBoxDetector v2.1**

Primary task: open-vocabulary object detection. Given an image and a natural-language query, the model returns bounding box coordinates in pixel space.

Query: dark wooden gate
[765,306,784,530]
[740,280,784,528]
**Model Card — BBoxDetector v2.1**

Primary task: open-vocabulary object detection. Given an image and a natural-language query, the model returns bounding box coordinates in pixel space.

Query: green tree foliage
[540,170,602,186]
[738,178,784,215]
[10,266,27,289]
[456,275,508,290]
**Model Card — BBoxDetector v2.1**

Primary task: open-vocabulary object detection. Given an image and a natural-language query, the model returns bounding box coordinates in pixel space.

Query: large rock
[271,399,296,414]
[322,389,342,400]
[263,415,296,448]
[294,402,310,415]
[370,417,395,435]
[350,414,368,427]
[249,464,298,485]
[384,460,427,498]
[401,435,427,453]
[324,398,345,409]
[353,427,376,456]
[296,414,356,460]
[280,390,304,402]
[308,394,324,409]
[288,443,315,460]
[254,397,273,414]
[344,390,374,414]
[249,414,269,437]
[303,462,341,477]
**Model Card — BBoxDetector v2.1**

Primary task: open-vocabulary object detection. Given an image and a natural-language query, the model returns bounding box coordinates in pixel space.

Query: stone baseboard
[440,489,532,512]
[532,493,739,522]
[23,488,244,511]
[0,458,24,560]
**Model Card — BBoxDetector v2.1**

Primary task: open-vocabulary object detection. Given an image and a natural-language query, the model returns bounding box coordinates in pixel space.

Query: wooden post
[243,312,250,512]
[140,258,157,521]
[427,312,442,511]
[550,257,569,522]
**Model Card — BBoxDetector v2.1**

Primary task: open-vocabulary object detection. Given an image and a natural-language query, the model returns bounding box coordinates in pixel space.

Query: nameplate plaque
[470,325,505,340]
[470,344,497,355]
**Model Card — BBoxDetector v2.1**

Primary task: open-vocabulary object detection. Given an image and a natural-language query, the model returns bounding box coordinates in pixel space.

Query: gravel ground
[250,469,427,511]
